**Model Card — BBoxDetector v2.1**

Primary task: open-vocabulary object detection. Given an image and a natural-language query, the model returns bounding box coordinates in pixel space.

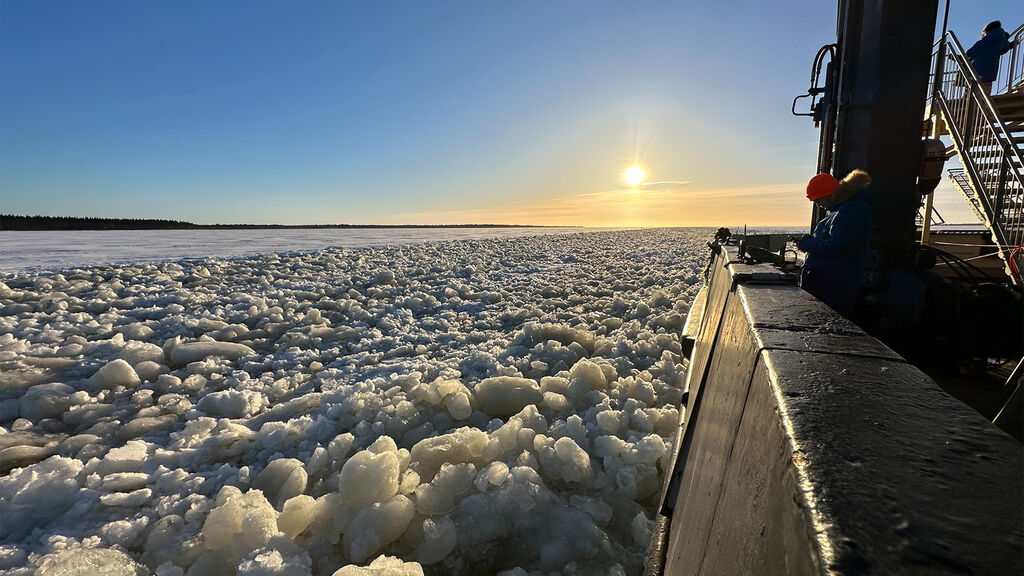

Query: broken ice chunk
[474,377,542,418]
[90,359,142,389]
[343,495,416,563]
[332,555,424,576]
[337,449,400,509]
[36,548,147,576]
[168,341,255,366]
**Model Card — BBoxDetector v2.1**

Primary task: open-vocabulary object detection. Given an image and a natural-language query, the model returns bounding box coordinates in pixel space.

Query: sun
[625,165,645,187]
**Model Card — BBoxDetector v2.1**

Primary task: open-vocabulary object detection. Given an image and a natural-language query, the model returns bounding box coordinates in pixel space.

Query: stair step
[963,156,1022,167]
[992,94,1024,109]
[966,142,1024,153]
[991,92,1024,103]
[966,148,1023,159]
[991,90,1023,98]
[963,151,1021,158]
[993,103,1024,115]
[965,132,1023,143]
[967,140,1022,149]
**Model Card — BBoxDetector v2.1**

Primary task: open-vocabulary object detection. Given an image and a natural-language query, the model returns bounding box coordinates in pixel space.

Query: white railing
[930,28,1024,281]
[994,22,1024,94]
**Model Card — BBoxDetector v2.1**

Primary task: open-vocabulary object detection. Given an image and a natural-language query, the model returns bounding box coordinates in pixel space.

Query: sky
[1,1,1020,227]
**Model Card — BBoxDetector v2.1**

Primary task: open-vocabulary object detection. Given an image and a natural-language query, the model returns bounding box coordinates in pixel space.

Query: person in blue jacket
[966,21,1015,94]
[795,169,873,317]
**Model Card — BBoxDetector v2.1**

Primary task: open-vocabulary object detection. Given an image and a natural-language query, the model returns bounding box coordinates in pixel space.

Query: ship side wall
[652,245,1023,575]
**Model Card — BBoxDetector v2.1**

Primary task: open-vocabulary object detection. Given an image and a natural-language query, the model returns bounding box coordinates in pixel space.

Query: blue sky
[1,1,1020,225]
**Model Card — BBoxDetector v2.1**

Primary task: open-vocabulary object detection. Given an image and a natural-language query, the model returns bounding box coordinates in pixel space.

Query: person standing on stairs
[794,170,874,318]
[966,21,1015,95]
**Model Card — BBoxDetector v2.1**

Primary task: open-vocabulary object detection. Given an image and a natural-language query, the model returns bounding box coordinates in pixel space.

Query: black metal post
[832,0,940,270]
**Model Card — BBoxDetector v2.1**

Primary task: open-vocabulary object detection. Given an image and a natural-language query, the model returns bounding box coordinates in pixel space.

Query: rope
[1010,246,1022,282]
[925,240,1021,249]
[932,252,1001,264]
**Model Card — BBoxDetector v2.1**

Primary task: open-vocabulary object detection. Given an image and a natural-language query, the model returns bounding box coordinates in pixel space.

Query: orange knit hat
[806,173,839,201]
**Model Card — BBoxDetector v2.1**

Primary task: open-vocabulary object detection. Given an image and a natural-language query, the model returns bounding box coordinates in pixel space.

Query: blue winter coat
[966,28,1012,83]
[797,190,872,316]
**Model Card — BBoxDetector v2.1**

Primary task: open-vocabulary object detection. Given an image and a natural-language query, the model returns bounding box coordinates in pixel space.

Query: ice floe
[0,229,706,575]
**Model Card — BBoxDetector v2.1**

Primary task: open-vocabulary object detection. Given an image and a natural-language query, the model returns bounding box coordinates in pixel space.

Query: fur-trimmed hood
[831,169,871,205]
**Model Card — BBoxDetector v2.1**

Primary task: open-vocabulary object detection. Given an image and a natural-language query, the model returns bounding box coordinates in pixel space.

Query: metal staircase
[947,167,989,222]
[930,24,1024,282]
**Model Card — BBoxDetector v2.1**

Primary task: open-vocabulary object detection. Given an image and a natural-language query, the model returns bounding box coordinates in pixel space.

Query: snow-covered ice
[0,229,707,575]
[0,227,595,274]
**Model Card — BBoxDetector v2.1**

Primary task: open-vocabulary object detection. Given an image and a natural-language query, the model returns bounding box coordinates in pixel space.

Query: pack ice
[0,229,706,575]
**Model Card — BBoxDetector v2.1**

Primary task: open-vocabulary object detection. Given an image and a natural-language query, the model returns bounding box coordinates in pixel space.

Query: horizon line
[1,214,814,230]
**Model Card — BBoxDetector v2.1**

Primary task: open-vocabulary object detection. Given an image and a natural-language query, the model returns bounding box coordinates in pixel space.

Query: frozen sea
[0,228,710,576]
[0,227,598,274]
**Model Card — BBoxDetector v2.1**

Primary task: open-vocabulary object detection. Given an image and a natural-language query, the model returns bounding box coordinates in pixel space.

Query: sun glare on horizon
[624,165,645,187]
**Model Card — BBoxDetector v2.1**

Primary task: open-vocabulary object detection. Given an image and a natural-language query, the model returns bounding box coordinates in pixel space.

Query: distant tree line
[1,214,550,231]
[1,215,198,231]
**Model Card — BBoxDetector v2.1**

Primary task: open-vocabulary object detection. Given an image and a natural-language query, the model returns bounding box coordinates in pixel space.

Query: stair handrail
[935,29,1024,170]
[995,21,1024,94]
[931,29,1024,279]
